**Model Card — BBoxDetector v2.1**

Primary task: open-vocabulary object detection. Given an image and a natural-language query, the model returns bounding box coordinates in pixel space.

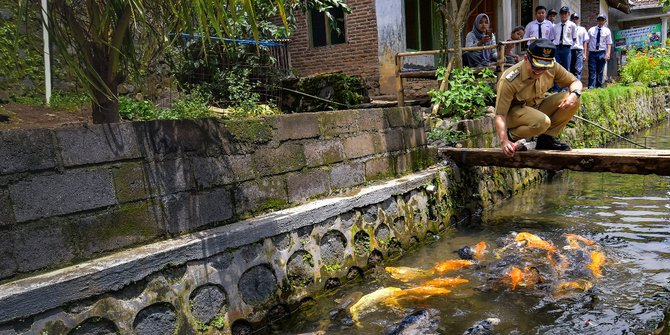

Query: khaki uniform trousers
[506,92,579,141]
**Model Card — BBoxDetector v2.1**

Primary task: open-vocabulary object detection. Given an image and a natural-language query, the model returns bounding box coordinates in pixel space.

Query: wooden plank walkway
[439,148,670,176]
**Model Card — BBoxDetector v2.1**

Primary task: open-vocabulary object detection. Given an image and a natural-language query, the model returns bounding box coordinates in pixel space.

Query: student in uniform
[586,14,613,88]
[570,13,589,81]
[494,39,583,157]
[524,6,554,43]
[552,6,577,92]
[547,9,558,24]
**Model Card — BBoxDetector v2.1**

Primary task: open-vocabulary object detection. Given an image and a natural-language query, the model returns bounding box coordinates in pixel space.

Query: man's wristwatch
[571,89,582,97]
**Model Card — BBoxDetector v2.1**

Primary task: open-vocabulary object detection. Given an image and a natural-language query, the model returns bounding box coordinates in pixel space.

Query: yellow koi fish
[556,279,593,292]
[565,233,596,249]
[349,287,402,322]
[515,232,557,252]
[433,259,475,274]
[587,251,606,277]
[385,266,434,282]
[421,277,469,288]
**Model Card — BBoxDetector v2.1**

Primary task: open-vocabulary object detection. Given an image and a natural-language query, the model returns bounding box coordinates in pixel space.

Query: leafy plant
[427,128,468,145]
[620,47,670,86]
[428,67,495,120]
[119,89,214,121]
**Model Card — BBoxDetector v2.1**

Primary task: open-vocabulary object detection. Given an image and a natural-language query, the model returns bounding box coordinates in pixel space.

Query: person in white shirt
[524,6,554,44]
[570,13,589,81]
[552,6,577,91]
[586,13,613,88]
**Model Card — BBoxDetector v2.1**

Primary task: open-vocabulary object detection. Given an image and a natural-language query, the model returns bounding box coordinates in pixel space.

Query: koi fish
[457,241,488,260]
[397,286,452,297]
[565,233,596,249]
[421,277,470,288]
[473,241,488,259]
[433,260,475,274]
[515,232,556,252]
[587,251,606,277]
[349,287,402,322]
[553,279,594,299]
[385,266,434,282]
[506,266,542,290]
[556,279,593,292]
[508,266,523,290]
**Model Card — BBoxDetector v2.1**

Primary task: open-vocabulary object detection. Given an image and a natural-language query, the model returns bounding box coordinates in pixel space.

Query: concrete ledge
[0,168,438,324]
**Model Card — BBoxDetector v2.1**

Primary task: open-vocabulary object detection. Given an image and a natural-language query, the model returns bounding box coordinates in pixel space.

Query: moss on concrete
[112,162,149,203]
[224,118,273,143]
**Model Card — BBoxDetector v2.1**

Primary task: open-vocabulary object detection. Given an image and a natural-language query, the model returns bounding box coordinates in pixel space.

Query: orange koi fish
[385,266,434,282]
[508,267,523,290]
[421,277,469,288]
[587,251,606,277]
[473,241,488,259]
[433,259,475,274]
[397,286,452,297]
[515,232,557,252]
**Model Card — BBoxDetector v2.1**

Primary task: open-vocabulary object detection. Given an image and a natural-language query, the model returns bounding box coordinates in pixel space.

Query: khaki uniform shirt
[495,61,577,116]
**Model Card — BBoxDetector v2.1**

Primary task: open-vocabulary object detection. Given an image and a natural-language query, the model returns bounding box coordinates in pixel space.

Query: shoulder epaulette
[505,69,520,82]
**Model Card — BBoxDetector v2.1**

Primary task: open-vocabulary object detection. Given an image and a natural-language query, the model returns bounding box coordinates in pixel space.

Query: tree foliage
[16,0,349,123]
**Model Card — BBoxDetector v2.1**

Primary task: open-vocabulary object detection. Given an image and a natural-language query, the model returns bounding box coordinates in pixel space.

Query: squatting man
[494,38,583,157]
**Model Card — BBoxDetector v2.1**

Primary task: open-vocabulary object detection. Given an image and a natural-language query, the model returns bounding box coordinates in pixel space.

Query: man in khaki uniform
[495,38,583,157]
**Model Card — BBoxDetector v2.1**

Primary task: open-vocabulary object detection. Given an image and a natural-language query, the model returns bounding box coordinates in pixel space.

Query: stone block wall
[0,107,434,281]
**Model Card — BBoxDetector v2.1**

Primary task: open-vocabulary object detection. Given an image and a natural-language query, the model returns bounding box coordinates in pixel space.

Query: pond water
[274,118,670,335]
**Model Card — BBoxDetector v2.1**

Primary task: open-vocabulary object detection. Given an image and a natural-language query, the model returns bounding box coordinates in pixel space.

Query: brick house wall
[288,0,381,96]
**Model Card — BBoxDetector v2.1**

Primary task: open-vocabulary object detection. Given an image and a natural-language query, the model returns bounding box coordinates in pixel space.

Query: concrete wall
[0,107,433,282]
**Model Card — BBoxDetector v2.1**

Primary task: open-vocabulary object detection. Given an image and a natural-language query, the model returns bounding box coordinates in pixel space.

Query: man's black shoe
[535,134,571,151]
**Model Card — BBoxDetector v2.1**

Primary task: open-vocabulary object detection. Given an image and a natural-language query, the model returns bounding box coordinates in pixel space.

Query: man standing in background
[524,6,554,43]
[586,14,613,89]
[552,6,576,91]
[570,13,589,81]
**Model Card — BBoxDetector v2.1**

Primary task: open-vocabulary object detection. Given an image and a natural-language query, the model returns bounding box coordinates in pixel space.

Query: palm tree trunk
[92,91,120,123]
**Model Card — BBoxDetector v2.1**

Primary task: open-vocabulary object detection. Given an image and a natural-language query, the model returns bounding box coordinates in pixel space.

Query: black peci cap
[559,6,570,13]
[526,38,556,68]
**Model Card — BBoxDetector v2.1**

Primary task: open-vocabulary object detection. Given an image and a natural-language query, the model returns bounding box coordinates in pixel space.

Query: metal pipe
[41,0,51,104]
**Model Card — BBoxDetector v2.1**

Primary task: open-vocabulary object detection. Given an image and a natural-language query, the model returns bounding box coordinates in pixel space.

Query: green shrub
[428,67,495,120]
[620,47,670,86]
[119,89,215,121]
[49,92,90,112]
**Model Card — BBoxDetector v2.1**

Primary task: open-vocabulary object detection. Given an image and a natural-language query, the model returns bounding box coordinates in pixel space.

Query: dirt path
[0,103,91,131]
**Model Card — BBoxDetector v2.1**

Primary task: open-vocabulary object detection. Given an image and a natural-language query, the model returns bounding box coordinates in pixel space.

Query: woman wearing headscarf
[463,13,497,68]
